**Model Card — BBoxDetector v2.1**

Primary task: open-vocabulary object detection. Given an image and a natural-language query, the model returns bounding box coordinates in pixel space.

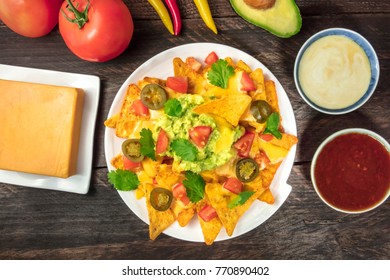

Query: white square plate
[0,64,100,194]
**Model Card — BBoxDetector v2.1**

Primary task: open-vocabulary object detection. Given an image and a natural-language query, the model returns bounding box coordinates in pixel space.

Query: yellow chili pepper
[193,0,218,34]
[148,0,174,35]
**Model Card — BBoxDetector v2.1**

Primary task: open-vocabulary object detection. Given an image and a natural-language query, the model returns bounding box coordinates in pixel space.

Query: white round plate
[104,43,297,242]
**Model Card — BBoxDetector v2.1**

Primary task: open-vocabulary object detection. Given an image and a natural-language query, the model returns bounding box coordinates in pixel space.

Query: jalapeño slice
[122,139,144,163]
[250,100,272,123]
[140,84,168,110]
[150,187,173,211]
[235,158,259,183]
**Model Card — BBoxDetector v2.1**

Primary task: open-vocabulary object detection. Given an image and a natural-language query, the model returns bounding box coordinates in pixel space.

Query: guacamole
[156,95,243,173]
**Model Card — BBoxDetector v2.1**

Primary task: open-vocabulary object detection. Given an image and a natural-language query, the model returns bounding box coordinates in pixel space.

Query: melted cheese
[258,140,289,164]
[0,79,84,178]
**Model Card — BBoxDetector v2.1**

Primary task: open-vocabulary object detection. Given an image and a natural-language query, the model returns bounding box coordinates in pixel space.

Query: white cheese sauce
[298,35,371,109]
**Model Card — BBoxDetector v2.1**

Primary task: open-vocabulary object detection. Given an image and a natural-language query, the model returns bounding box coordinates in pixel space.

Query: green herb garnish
[207,59,235,89]
[228,191,255,209]
[164,98,183,117]
[183,171,205,203]
[139,128,156,160]
[263,112,282,139]
[107,169,140,191]
[170,138,198,162]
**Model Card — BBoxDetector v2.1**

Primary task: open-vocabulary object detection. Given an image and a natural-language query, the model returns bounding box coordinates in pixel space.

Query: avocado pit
[244,0,276,9]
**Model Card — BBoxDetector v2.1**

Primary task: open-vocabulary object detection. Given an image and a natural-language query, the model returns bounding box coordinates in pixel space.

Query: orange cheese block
[0,79,84,178]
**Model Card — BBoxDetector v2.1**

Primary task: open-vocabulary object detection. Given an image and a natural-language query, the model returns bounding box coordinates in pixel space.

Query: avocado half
[230,0,302,38]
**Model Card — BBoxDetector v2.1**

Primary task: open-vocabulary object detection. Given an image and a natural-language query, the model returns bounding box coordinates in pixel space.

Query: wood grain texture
[0,0,389,260]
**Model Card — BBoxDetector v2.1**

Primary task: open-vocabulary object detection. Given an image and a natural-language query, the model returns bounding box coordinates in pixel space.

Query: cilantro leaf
[107,169,140,191]
[207,59,235,89]
[183,171,205,203]
[263,112,282,139]
[170,138,198,162]
[139,128,156,160]
[164,98,183,117]
[228,191,255,209]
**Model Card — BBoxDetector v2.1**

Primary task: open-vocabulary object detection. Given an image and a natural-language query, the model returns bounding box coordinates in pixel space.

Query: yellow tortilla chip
[144,184,176,240]
[205,183,259,236]
[104,114,118,128]
[236,60,252,73]
[269,133,298,150]
[261,162,282,190]
[110,154,124,170]
[250,68,266,101]
[193,94,251,126]
[196,199,222,245]
[173,57,204,94]
[258,189,275,204]
[115,84,143,138]
[265,80,279,113]
[172,201,195,227]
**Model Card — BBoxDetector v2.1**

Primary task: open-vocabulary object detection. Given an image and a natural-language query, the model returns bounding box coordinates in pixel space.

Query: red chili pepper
[164,0,182,35]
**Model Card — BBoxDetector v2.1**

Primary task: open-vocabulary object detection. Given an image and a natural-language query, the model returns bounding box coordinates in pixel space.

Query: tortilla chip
[110,154,124,170]
[115,84,142,138]
[104,114,118,128]
[250,68,266,101]
[172,201,196,227]
[144,183,176,240]
[269,133,298,150]
[193,94,252,126]
[261,162,282,190]
[138,77,165,89]
[205,183,259,236]
[236,60,252,73]
[258,189,275,204]
[196,199,222,245]
[265,80,279,113]
[173,57,204,94]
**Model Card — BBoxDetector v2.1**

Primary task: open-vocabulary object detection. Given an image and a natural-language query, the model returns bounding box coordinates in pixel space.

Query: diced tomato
[223,177,243,194]
[234,131,255,157]
[156,129,169,154]
[172,183,190,206]
[240,71,256,91]
[186,57,202,72]
[204,51,218,65]
[259,133,274,142]
[189,126,212,148]
[198,205,217,222]
[131,99,149,116]
[166,76,188,93]
[254,150,271,169]
[122,155,141,171]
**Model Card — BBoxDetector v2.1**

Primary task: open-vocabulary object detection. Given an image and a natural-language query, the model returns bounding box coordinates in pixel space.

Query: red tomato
[156,129,169,154]
[131,99,149,116]
[0,0,63,38]
[189,126,212,148]
[205,51,219,65]
[58,0,133,62]
[166,76,188,93]
[234,131,255,157]
[198,205,217,222]
[122,155,141,171]
[223,177,243,194]
[240,72,256,91]
[172,183,190,206]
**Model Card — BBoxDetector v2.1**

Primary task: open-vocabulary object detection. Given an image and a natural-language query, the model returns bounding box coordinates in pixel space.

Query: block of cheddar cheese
[0,79,84,178]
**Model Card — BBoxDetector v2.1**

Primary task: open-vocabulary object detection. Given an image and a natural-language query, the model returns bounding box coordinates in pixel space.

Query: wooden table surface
[0,0,389,260]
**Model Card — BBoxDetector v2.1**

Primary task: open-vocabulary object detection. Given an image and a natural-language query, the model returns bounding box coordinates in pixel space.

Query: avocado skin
[230,0,302,38]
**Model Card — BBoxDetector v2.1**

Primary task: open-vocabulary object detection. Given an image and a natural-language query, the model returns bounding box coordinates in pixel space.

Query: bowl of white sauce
[294,28,379,114]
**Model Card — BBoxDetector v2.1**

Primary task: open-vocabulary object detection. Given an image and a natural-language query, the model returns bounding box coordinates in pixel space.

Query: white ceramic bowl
[311,128,390,213]
[294,28,380,114]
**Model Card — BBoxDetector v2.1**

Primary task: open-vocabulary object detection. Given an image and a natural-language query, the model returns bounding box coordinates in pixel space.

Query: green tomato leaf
[228,191,255,209]
[170,138,198,162]
[264,112,282,139]
[139,128,156,160]
[183,171,205,203]
[207,59,235,89]
[107,169,140,191]
[164,98,183,117]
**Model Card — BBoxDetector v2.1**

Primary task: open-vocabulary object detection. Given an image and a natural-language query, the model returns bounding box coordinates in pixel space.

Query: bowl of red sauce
[311,128,390,213]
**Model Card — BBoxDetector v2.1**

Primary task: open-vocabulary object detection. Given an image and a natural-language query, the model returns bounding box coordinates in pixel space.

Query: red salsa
[314,133,390,212]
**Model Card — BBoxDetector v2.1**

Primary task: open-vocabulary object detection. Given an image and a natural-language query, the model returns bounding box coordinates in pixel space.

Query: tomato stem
[61,0,90,29]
